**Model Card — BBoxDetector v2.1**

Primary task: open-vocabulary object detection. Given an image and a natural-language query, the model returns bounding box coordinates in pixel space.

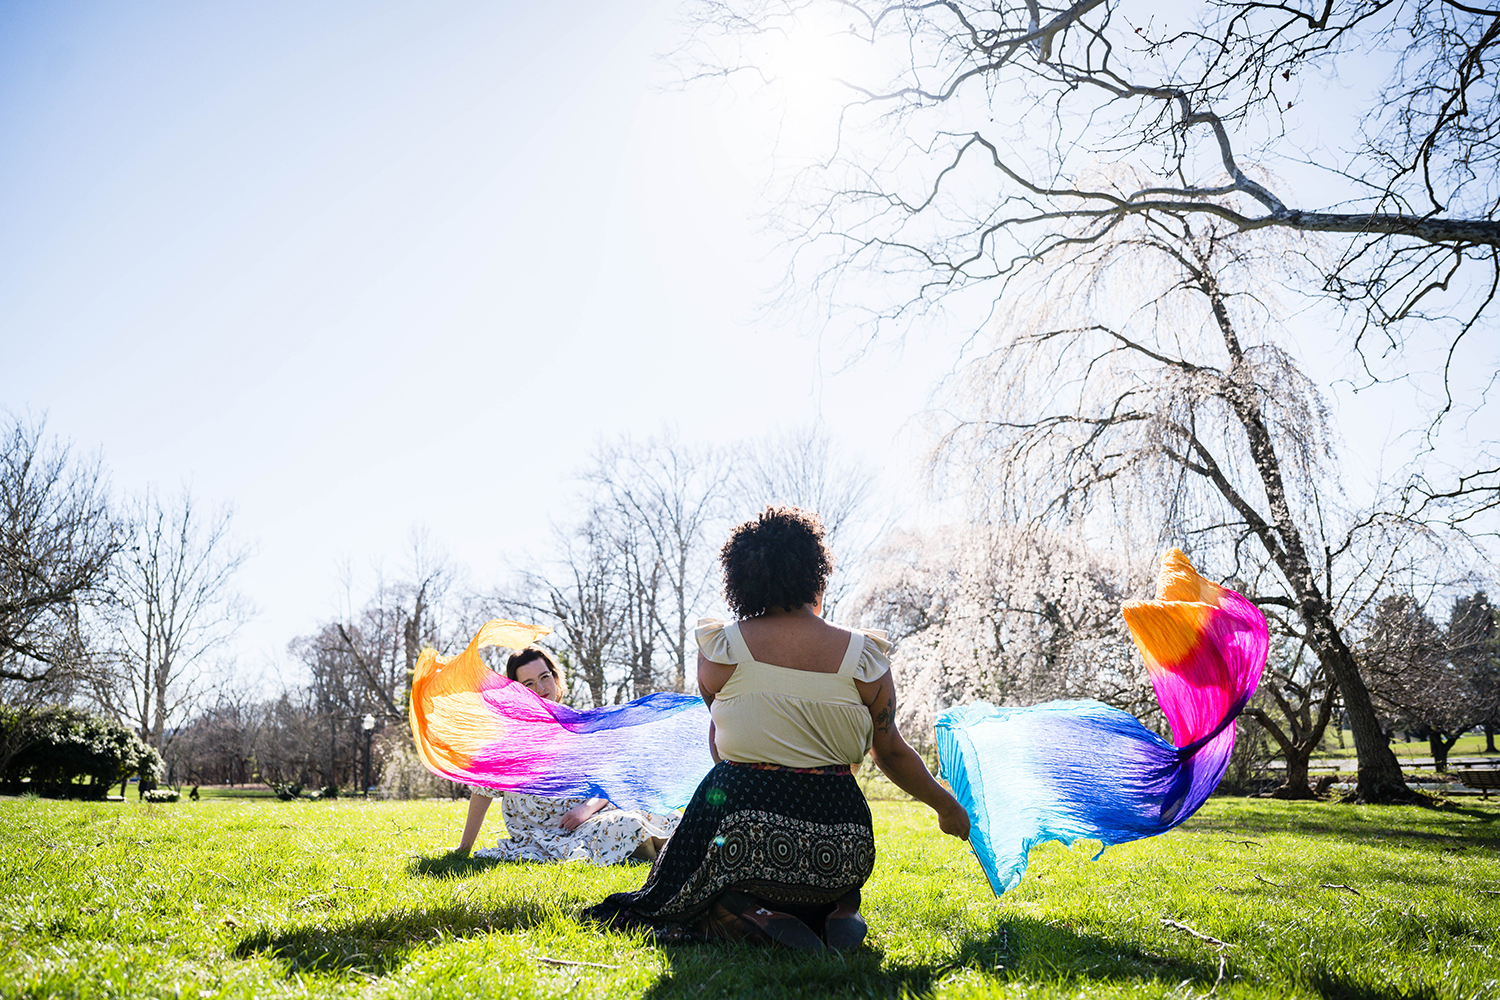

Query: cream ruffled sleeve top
[695,617,892,769]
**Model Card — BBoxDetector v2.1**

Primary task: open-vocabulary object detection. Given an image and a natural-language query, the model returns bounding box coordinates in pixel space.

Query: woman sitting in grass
[586,505,970,950]
[456,646,678,865]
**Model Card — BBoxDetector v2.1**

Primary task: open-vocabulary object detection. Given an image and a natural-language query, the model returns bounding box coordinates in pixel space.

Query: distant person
[586,505,969,950]
[456,646,678,864]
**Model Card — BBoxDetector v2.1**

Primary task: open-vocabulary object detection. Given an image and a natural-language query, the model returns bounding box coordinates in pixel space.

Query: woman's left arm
[560,797,610,831]
[857,671,970,840]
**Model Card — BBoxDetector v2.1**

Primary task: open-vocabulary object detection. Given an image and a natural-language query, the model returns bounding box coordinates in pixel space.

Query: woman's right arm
[857,671,970,840]
[697,652,734,764]
[457,791,492,853]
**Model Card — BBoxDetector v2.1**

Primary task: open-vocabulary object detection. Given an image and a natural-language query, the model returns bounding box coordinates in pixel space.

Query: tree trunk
[1486,723,1496,754]
[1431,731,1466,773]
[1269,746,1317,799]
[1429,733,1448,772]
[153,657,169,753]
[1196,266,1415,804]
[1303,605,1416,802]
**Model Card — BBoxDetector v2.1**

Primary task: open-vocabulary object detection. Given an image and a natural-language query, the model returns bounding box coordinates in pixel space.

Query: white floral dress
[472,789,681,865]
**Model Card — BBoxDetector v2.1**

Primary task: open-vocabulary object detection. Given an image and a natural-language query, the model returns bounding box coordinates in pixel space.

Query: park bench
[1454,768,1500,798]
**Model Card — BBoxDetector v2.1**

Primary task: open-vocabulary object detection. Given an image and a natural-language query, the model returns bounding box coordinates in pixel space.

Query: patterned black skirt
[583,760,875,935]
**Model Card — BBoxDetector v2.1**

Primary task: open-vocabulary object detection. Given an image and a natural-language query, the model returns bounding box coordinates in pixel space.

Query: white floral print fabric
[472,790,680,865]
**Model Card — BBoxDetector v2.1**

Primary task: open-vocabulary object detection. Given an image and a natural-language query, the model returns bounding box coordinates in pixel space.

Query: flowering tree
[855,523,1149,750]
[924,213,1444,801]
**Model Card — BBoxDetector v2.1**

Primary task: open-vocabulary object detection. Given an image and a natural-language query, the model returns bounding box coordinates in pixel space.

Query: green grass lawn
[192,786,278,801]
[1311,732,1497,762]
[2,794,1496,999]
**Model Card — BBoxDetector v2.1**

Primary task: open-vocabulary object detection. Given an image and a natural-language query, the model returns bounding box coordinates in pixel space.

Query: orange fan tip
[471,619,553,652]
[1154,548,1224,606]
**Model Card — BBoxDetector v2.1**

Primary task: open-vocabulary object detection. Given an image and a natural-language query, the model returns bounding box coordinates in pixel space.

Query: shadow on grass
[638,917,1224,1000]
[408,851,504,879]
[1432,803,1500,824]
[639,916,1448,1000]
[233,899,552,976]
[1186,802,1500,851]
[1305,968,1445,1000]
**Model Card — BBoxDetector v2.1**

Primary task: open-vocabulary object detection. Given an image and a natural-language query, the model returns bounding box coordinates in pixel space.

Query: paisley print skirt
[583,760,874,934]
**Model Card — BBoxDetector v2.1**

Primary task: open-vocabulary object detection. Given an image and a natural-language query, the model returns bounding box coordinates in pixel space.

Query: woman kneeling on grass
[457,646,678,865]
[585,505,970,950]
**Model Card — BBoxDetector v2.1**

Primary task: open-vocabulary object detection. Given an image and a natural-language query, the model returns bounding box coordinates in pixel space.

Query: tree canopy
[687,0,1499,518]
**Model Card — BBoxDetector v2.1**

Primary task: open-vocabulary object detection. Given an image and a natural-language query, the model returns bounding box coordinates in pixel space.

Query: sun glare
[754,11,866,157]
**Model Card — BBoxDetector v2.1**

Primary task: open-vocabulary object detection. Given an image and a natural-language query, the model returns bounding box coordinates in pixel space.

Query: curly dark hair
[719,505,834,618]
[505,647,560,682]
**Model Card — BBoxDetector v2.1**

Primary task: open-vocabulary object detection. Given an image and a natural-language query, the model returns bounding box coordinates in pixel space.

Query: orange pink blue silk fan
[408,620,713,813]
[936,549,1269,894]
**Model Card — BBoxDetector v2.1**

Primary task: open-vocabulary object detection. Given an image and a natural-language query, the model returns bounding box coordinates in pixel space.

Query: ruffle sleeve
[695,617,735,664]
[853,629,893,682]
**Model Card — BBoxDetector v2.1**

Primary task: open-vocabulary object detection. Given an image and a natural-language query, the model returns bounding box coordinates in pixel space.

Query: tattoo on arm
[874,696,895,734]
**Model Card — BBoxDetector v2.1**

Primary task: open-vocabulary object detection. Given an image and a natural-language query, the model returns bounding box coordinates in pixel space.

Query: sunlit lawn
[1311,732,1497,761]
[2,792,1497,999]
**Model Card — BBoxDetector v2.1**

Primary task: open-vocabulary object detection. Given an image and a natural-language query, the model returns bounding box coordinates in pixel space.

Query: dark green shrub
[272,781,302,801]
[0,706,162,798]
[319,784,339,800]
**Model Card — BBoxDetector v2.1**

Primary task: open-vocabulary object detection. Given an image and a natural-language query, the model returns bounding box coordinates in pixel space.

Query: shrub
[0,706,163,798]
[319,784,339,800]
[272,782,303,801]
[142,789,179,803]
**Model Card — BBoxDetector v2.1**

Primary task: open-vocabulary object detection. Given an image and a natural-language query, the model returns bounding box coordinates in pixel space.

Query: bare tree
[586,434,730,693]
[731,425,881,619]
[105,490,249,754]
[921,214,1440,801]
[323,533,458,718]
[687,0,1499,517]
[252,689,325,787]
[0,416,123,701]
[510,512,628,707]
[1243,636,1339,798]
[274,534,459,791]
[169,683,265,786]
[1363,592,1474,770]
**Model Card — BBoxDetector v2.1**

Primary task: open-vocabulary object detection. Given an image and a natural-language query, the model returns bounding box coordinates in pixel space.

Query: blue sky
[0,1,953,678]
[2,2,1491,684]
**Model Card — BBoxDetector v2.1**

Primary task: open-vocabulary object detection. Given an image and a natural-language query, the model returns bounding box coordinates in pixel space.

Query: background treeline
[4,411,1497,800]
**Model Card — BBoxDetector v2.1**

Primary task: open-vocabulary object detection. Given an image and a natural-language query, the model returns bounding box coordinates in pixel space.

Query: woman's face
[514,660,560,702]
